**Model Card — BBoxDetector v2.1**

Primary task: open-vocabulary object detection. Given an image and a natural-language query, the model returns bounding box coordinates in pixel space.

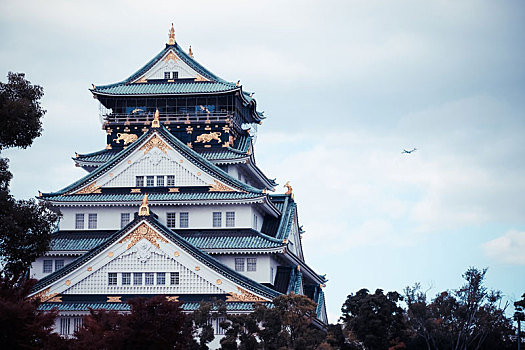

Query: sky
[1,0,524,322]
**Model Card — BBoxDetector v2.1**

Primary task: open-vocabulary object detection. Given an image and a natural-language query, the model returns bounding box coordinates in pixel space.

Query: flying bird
[402,148,417,154]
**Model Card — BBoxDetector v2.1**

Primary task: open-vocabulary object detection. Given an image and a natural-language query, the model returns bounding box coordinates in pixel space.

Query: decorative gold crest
[195,132,221,144]
[107,296,122,303]
[169,188,179,193]
[163,51,179,63]
[226,287,266,302]
[131,188,141,193]
[140,135,172,155]
[48,295,62,303]
[119,222,168,250]
[75,182,101,195]
[166,296,179,302]
[209,180,235,192]
[113,133,138,145]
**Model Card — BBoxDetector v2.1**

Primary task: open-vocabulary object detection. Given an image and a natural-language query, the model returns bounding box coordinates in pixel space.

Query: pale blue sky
[1,0,524,322]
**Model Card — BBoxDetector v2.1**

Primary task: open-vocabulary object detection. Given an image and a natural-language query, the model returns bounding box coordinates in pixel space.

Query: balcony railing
[103,111,235,127]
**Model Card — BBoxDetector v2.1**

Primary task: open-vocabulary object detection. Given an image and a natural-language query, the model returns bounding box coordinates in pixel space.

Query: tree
[404,267,515,350]
[0,276,65,349]
[515,293,525,348]
[75,296,194,349]
[220,293,326,350]
[340,288,409,350]
[0,72,46,150]
[191,299,227,350]
[0,72,60,280]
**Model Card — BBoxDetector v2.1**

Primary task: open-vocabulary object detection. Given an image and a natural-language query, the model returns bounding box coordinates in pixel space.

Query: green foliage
[0,72,46,150]
[220,293,325,350]
[340,288,408,350]
[191,299,228,350]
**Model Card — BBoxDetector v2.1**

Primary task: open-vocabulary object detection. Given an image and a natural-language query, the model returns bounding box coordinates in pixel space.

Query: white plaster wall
[58,204,261,231]
[31,256,78,280]
[214,254,274,284]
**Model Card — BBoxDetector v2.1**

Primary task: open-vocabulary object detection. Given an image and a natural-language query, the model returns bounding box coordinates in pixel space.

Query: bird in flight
[402,148,417,154]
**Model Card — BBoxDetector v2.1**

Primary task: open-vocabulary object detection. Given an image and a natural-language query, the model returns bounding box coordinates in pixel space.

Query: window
[253,214,258,230]
[170,272,180,285]
[43,260,53,273]
[247,258,257,271]
[213,212,222,227]
[157,175,164,187]
[136,176,144,187]
[60,318,70,335]
[145,272,154,285]
[164,71,170,79]
[122,272,131,285]
[179,212,189,228]
[226,212,235,227]
[75,213,84,229]
[108,273,117,286]
[55,259,64,271]
[166,212,176,228]
[121,213,130,228]
[73,318,83,333]
[146,176,155,187]
[172,71,178,79]
[88,213,97,229]
[133,272,142,285]
[167,175,175,186]
[235,258,245,272]
[157,272,166,285]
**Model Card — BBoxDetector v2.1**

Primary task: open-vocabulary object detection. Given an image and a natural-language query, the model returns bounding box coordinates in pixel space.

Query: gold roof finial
[152,109,160,128]
[188,46,194,58]
[168,23,175,45]
[138,194,150,216]
[284,181,294,199]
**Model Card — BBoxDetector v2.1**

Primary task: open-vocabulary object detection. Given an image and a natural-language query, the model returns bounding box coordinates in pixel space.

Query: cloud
[483,230,525,265]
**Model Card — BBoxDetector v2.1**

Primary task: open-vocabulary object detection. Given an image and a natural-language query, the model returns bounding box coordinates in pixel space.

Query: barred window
[43,260,53,273]
[136,176,144,187]
[170,272,180,285]
[146,176,155,187]
[133,272,142,285]
[60,318,70,335]
[73,318,83,333]
[172,71,178,79]
[145,272,154,285]
[157,272,166,285]
[157,176,164,187]
[226,212,235,227]
[247,258,257,271]
[213,212,222,227]
[164,72,170,79]
[167,175,175,186]
[75,213,84,229]
[235,258,245,272]
[88,213,97,229]
[121,213,130,228]
[122,272,131,285]
[55,259,64,271]
[108,273,117,286]
[179,212,189,228]
[167,212,176,228]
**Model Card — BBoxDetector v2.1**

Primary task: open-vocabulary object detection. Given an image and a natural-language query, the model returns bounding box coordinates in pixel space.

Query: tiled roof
[44,192,263,203]
[32,215,280,301]
[50,231,114,251]
[42,126,262,198]
[75,149,120,164]
[39,301,272,312]
[94,81,237,96]
[48,229,284,252]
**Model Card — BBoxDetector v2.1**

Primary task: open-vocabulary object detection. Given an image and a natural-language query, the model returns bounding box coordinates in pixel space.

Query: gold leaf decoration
[163,51,179,63]
[195,132,221,144]
[107,296,122,303]
[169,188,179,193]
[209,180,235,192]
[166,296,179,302]
[119,222,168,250]
[48,295,62,303]
[140,135,172,155]
[226,287,266,302]
[75,182,101,195]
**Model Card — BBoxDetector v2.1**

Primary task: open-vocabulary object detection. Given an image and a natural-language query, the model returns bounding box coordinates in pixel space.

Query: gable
[75,133,239,192]
[31,220,275,302]
[132,49,209,83]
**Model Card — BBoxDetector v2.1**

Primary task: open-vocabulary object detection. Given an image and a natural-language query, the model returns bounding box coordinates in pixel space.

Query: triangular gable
[31,216,279,302]
[132,48,211,83]
[42,126,262,197]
